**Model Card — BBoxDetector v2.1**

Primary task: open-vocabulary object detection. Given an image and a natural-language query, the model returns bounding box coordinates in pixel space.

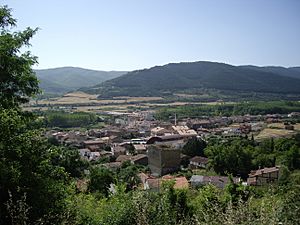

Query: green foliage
[88,167,114,197]
[205,138,254,178]
[182,137,207,157]
[44,111,98,128]
[205,136,300,180]
[50,147,89,178]
[117,162,142,191]
[223,175,252,204]
[279,187,300,224]
[0,109,71,224]
[281,145,300,170]
[69,186,136,225]
[252,139,276,168]
[156,101,300,120]
[0,5,40,109]
[191,184,222,218]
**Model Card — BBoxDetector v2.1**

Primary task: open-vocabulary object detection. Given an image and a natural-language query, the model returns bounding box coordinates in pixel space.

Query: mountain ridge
[35,67,127,94]
[81,61,300,98]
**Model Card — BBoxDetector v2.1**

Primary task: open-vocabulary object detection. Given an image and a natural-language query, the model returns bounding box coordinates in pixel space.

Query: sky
[2,0,300,71]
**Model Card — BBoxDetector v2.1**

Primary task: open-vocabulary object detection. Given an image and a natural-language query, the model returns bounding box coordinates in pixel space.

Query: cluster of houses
[47,110,293,191]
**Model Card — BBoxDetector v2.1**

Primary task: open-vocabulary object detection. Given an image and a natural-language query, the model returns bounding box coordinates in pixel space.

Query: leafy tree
[282,145,300,170]
[192,184,222,223]
[205,139,254,178]
[0,109,71,224]
[0,5,40,109]
[117,162,141,191]
[0,7,75,224]
[88,167,114,197]
[44,111,97,128]
[182,137,207,157]
[50,147,89,178]
[223,175,252,205]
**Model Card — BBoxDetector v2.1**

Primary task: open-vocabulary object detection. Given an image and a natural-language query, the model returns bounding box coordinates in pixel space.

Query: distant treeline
[156,101,300,120]
[43,111,98,128]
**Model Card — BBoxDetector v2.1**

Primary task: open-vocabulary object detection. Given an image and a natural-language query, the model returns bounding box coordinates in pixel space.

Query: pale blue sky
[3,0,300,70]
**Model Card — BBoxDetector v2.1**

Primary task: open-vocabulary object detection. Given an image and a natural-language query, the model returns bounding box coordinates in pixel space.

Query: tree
[282,145,300,170]
[0,5,39,109]
[0,7,73,224]
[182,137,207,157]
[50,146,89,178]
[0,109,71,224]
[205,139,254,178]
[117,162,141,191]
[88,167,114,197]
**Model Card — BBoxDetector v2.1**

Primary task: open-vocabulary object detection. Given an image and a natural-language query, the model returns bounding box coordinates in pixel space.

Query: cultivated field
[24,91,230,113]
[35,92,163,105]
[256,126,298,140]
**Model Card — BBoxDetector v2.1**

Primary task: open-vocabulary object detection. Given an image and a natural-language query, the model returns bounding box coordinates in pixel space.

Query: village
[46,110,300,191]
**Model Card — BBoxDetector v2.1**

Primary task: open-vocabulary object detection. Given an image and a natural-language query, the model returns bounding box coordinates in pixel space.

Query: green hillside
[82,61,300,98]
[35,67,126,94]
[239,65,300,79]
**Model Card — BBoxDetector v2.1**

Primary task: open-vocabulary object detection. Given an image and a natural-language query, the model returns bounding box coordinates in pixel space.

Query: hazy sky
[3,0,300,70]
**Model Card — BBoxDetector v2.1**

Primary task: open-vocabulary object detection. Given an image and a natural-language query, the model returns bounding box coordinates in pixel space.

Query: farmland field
[256,127,298,140]
[24,91,229,113]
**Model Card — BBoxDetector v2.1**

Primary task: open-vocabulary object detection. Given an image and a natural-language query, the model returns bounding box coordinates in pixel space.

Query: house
[83,140,107,151]
[133,144,147,154]
[189,156,209,169]
[109,135,123,143]
[187,119,214,130]
[99,150,113,158]
[239,124,251,134]
[190,175,240,189]
[103,128,124,137]
[115,118,128,126]
[247,166,280,186]
[172,125,197,136]
[116,154,148,166]
[138,173,189,191]
[151,127,170,136]
[288,112,300,118]
[89,152,101,161]
[147,145,181,176]
[131,154,148,166]
[116,155,132,163]
[78,148,91,160]
[162,175,189,189]
[112,145,126,157]
[146,134,187,148]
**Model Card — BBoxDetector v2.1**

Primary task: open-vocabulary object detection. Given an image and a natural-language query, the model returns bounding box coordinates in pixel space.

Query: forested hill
[239,65,300,79]
[81,61,300,97]
[35,67,126,94]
